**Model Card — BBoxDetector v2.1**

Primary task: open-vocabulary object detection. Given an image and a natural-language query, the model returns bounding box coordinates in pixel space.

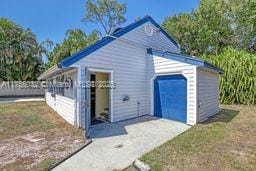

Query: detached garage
[39,16,223,133]
[148,49,223,125]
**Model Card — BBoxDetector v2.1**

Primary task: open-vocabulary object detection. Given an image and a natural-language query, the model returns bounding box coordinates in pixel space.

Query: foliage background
[201,48,256,104]
[0,18,44,81]
[163,0,256,104]
[163,0,256,56]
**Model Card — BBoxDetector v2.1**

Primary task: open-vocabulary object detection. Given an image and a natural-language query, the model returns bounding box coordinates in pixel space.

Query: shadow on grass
[202,108,240,124]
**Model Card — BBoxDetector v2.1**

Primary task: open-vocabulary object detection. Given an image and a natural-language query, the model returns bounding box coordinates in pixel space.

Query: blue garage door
[154,74,187,123]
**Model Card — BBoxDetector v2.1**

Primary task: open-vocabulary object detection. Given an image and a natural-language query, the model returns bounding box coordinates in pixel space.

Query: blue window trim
[58,15,179,68]
[148,48,224,74]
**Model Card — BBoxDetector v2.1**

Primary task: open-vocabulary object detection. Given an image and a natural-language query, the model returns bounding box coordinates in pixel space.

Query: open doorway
[90,72,110,125]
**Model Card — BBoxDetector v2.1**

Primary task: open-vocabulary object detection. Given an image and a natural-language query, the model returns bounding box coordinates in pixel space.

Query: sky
[0,0,199,44]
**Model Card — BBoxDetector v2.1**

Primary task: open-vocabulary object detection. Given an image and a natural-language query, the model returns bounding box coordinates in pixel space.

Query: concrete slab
[54,115,190,171]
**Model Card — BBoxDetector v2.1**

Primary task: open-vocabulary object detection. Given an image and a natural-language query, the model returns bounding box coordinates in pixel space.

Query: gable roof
[147,48,224,74]
[58,15,179,68]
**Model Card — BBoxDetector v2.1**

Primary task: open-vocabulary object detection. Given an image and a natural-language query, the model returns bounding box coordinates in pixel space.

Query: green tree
[46,29,99,68]
[0,18,45,81]
[233,0,256,52]
[83,0,126,34]
[163,0,256,56]
[163,13,200,55]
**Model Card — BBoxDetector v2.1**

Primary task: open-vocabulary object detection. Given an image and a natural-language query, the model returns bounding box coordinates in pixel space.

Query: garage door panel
[154,75,187,123]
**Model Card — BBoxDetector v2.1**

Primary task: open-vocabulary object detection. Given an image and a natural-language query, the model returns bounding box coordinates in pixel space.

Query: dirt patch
[0,102,86,170]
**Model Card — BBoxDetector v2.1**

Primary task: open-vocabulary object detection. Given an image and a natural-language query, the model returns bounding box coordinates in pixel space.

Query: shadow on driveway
[89,115,160,139]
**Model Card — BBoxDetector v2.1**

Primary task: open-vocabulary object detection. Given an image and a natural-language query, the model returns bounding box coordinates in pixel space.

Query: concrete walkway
[54,116,190,171]
[0,97,44,103]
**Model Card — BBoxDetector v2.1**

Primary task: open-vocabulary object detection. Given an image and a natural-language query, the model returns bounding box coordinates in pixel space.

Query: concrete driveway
[54,115,190,171]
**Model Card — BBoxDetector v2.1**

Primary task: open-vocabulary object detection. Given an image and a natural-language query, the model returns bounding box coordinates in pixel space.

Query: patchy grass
[36,158,56,171]
[0,102,54,140]
[0,101,86,170]
[140,105,256,171]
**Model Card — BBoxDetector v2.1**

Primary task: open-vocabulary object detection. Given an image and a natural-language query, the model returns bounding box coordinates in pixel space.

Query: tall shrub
[201,47,256,105]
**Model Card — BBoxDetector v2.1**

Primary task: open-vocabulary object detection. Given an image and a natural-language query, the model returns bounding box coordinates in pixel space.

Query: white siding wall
[72,22,180,123]
[54,95,76,124]
[197,68,220,122]
[45,92,76,125]
[64,71,77,99]
[45,91,55,109]
[148,54,197,125]
[45,70,77,125]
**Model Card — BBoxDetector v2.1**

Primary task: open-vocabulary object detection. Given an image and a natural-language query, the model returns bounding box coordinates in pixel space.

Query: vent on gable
[144,23,154,37]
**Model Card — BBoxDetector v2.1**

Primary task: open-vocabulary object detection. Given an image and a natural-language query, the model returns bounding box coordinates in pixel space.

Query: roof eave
[148,48,224,74]
[203,62,224,74]
[38,65,76,80]
[38,65,59,80]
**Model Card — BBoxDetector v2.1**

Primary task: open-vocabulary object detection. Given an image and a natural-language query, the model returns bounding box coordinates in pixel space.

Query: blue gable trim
[148,48,224,74]
[59,15,179,67]
[59,37,115,67]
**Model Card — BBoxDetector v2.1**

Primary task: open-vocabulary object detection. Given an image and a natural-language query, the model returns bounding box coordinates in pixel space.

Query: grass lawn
[140,105,256,171]
[0,101,86,170]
